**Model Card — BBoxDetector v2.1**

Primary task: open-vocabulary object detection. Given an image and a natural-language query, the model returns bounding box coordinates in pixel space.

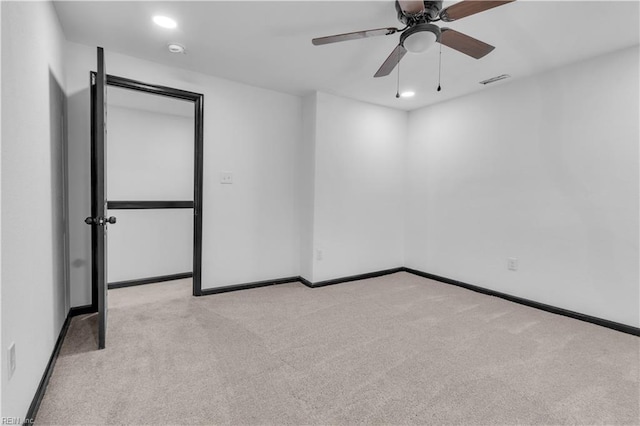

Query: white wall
[1,1,69,418]
[106,103,193,283]
[0,1,4,414]
[65,42,302,303]
[107,209,193,282]
[65,42,92,308]
[107,104,194,201]
[310,92,407,282]
[297,94,317,281]
[406,46,640,327]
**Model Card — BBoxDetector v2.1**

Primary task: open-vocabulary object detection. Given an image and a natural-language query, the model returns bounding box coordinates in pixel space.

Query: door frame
[90,73,205,302]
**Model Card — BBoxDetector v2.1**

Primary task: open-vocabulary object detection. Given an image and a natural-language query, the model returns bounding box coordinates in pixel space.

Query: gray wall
[1,1,69,418]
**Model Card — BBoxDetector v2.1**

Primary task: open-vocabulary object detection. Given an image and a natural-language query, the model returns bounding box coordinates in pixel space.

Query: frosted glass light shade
[404,31,437,53]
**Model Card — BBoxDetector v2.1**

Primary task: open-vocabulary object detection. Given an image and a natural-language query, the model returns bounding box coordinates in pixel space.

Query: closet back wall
[106,89,194,283]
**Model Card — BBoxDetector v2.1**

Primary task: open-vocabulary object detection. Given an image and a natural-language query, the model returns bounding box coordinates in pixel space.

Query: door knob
[84,216,116,225]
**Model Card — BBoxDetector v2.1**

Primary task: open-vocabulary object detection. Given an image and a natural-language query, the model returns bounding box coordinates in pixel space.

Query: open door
[86,47,115,349]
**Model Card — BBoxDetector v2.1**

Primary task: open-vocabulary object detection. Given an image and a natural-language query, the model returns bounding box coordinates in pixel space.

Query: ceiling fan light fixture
[404,31,437,53]
[400,91,415,98]
[401,24,440,54]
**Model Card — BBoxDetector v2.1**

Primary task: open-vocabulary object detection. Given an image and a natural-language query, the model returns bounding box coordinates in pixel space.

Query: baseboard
[301,267,404,288]
[108,272,193,289]
[299,276,313,287]
[200,268,403,295]
[165,266,640,336]
[69,304,97,316]
[199,276,300,295]
[402,267,640,336]
[23,311,73,425]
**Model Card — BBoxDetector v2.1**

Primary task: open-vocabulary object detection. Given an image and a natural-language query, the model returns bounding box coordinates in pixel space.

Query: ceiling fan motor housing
[396,1,443,25]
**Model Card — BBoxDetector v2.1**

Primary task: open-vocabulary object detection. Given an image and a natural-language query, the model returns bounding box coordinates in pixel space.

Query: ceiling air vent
[479,74,511,85]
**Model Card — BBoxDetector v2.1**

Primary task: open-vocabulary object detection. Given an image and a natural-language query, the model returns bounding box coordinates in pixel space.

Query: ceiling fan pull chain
[437,42,442,92]
[396,47,401,98]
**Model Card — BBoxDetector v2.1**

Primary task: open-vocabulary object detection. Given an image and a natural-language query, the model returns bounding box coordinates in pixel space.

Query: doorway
[90,73,204,309]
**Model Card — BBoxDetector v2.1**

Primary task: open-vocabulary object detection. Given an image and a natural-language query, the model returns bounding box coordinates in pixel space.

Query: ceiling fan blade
[312,27,400,46]
[397,0,426,15]
[374,44,408,78]
[440,0,515,22]
[439,28,495,59]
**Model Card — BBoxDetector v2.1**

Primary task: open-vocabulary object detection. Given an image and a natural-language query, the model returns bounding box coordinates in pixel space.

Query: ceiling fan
[312,0,515,78]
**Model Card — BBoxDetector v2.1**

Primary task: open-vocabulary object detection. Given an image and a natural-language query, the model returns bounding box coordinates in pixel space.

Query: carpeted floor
[36,272,639,425]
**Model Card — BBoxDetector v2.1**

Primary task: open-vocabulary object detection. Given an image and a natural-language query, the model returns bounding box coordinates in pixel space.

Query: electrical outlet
[507,257,518,271]
[220,172,233,184]
[8,342,16,379]
[316,249,323,261]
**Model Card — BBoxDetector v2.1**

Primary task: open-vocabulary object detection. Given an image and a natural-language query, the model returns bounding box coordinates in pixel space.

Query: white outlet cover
[220,172,233,184]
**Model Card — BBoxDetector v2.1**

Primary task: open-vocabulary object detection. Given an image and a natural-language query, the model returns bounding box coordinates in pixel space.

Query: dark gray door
[86,47,114,349]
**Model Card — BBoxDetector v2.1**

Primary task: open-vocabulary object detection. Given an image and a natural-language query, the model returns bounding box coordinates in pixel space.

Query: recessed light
[167,43,186,54]
[400,91,415,98]
[153,15,177,29]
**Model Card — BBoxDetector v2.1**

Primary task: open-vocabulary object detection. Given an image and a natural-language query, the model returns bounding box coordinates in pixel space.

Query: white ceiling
[54,1,640,111]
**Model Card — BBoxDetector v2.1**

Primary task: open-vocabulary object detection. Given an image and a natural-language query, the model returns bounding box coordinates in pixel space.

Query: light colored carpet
[36,272,639,425]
